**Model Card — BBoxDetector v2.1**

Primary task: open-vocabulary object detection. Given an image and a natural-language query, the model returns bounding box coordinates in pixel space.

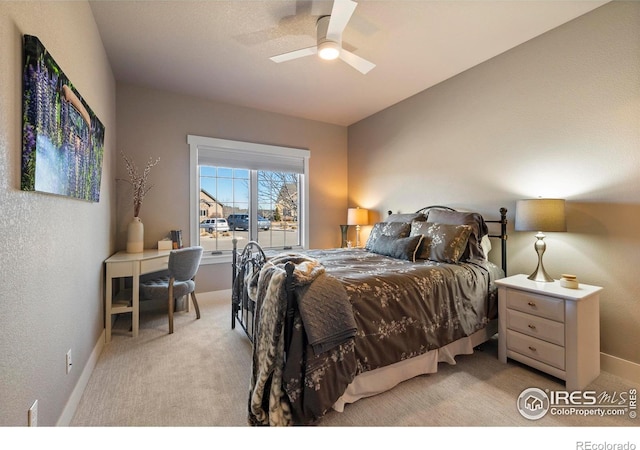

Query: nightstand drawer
[506,309,565,346]
[506,290,565,322]
[507,329,565,370]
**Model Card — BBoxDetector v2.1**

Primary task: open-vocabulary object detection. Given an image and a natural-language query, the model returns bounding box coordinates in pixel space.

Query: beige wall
[0,2,116,425]
[115,83,348,292]
[348,2,640,370]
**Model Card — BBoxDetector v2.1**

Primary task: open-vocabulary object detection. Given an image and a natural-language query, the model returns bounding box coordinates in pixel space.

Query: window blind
[189,135,309,174]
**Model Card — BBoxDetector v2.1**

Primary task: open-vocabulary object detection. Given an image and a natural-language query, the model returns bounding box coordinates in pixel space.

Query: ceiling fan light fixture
[270,1,375,74]
[318,40,340,60]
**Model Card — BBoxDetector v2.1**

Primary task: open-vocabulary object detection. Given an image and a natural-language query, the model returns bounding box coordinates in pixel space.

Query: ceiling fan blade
[326,0,357,41]
[339,49,375,74]
[270,46,318,63]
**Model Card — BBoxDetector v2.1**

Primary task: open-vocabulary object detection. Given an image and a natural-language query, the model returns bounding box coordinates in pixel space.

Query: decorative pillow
[369,234,424,262]
[426,210,488,261]
[384,212,426,223]
[411,222,472,263]
[365,221,411,251]
[480,235,492,260]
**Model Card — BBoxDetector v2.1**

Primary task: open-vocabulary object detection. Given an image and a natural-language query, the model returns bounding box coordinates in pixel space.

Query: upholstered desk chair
[140,246,203,334]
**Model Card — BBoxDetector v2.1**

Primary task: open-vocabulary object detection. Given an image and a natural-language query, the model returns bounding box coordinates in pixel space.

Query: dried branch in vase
[119,151,160,217]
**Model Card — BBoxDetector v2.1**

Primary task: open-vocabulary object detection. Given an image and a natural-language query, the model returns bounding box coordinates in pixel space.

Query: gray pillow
[384,212,426,223]
[369,234,424,262]
[426,210,488,260]
[365,222,411,251]
[411,222,472,263]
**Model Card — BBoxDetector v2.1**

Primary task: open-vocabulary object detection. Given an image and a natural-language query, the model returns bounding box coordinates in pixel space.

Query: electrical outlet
[28,400,38,427]
[66,349,72,374]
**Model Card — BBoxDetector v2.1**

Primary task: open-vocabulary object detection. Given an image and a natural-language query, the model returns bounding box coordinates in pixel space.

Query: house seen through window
[188,135,309,257]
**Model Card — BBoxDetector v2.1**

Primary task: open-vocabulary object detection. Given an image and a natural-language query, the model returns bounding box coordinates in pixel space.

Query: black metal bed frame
[231,206,508,344]
[230,240,266,342]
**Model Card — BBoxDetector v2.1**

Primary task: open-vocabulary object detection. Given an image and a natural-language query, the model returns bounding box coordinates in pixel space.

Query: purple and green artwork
[21,34,104,202]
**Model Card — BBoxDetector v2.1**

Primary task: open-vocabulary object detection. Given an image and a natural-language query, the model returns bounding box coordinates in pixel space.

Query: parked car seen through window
[227,214,270,231]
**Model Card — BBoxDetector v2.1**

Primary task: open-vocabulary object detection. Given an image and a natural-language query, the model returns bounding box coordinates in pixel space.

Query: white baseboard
[601,352,640,385]
[56,330,105,426]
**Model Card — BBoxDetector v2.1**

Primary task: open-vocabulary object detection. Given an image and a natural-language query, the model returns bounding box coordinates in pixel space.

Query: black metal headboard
[387,206,508,275]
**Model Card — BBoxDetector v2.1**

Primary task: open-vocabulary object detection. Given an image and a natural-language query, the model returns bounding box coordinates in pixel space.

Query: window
[188,135,309,261]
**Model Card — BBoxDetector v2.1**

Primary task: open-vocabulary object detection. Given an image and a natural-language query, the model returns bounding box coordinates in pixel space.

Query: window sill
[199,245,306,266]
[200,253,233,265]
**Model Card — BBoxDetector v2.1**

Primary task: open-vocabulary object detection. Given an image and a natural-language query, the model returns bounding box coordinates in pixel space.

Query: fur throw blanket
[247,253,355,426]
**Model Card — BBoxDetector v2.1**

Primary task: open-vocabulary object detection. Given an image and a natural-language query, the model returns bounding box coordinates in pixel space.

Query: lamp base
[527,265,554,282]
[528,231,554,282]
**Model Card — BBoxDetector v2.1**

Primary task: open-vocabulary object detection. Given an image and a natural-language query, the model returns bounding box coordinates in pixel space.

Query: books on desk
[170,230,183,249]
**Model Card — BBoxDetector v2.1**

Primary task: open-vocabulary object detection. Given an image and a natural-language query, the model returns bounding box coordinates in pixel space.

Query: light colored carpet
[70,290,637,429]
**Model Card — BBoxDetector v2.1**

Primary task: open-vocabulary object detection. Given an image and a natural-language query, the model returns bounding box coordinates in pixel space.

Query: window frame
[188,135,310,264]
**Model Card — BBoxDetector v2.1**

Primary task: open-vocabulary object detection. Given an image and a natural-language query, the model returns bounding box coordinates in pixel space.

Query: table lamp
[515,198,566,282]
[347,207,369,248]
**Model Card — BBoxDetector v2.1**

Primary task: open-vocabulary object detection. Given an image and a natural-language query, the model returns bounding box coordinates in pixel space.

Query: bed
[231,206,508,426]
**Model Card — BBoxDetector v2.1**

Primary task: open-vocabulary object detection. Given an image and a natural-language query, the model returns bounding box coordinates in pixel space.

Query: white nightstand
[496,274,602,391]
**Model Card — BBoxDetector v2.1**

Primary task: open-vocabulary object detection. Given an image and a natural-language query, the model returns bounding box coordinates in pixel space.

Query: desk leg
[132,264,140,337]
[105,267,113,343]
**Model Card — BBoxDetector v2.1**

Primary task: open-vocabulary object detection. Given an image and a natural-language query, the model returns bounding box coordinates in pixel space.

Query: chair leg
[191,291,201,320]
[168,281,175,334]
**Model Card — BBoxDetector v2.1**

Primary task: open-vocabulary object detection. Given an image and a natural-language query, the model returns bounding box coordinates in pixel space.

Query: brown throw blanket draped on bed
[247,254,357,426]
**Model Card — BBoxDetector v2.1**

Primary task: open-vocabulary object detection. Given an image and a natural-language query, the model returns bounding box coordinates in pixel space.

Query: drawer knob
[527,301,536,307]
[528,324,537,330]
[528,346,537,352]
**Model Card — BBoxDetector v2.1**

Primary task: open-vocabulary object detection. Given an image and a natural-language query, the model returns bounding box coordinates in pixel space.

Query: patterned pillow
[369,234,424,262]
[365,222,411,251]
[426,210,488,261]
[411,222,472,263]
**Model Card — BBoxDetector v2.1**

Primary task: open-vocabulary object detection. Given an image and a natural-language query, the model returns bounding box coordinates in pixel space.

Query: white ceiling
[89,0,608,126]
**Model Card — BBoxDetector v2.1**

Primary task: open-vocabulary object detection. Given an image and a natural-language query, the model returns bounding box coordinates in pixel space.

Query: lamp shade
[515,199,566,232]
[347,207,369,226]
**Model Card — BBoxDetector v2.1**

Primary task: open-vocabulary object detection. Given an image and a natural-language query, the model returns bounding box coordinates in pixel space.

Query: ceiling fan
[270,0,376,74]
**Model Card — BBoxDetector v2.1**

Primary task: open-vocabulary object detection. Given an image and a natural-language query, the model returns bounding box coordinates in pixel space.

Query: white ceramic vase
[126,216,144,253]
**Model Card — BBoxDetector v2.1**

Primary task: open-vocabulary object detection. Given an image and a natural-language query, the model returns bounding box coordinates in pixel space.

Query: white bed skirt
[332,320,498,412]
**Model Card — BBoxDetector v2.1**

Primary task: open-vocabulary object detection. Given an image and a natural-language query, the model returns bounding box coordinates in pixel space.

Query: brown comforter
[250,248,503,425]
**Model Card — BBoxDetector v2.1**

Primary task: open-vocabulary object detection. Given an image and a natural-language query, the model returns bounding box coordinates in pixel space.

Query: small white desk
[104,249,171,342]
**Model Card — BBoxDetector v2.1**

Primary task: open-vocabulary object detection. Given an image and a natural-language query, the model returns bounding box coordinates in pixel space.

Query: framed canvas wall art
[21,34,105,202]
